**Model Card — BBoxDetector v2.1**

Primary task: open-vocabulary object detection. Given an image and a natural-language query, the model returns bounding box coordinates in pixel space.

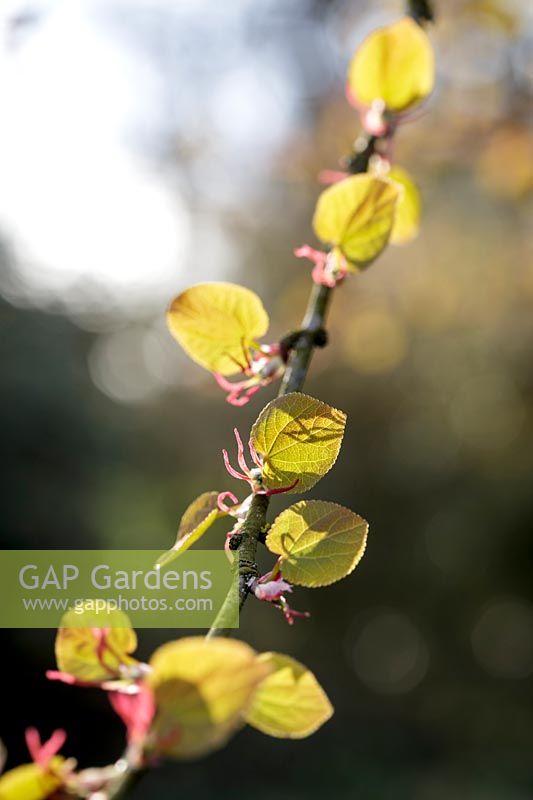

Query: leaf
[0,762,63,800]
[55,605,138,682]
[388,166,421,245]
[250,393,347,494]
[313,175,399,270]
[266,500,368,587]
[245,653,333,738]
[167,282,269,375]
[348,17,435,112]
[156,491,221,569]
[148,637,270,760]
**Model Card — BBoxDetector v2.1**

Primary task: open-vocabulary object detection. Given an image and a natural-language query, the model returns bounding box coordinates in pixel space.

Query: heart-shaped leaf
[156,491,222,569]
[245,652,333,738]
[266,500,368,587]
[250,393,346,494]
[167,282,269,375]
[313,175,399,269]
[348,17,435,112]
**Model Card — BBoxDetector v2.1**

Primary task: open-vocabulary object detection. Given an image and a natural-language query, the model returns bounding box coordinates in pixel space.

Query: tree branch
[205,0,435,634]
[207,138,382,638]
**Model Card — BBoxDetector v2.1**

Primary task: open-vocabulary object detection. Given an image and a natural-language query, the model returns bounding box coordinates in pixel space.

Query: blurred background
[1,0,533,797]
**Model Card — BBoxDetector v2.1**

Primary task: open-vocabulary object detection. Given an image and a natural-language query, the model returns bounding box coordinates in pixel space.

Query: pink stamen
[213,372,240,392]
[109,685,155,746]
[318,169,349,185]
[217,491,239,513]
[234,428,249,475]
[278,597,311,626]
[295,245,342,287]
[283,607,311,625]
[46,670,79,685]
[26,728,66,768]
[248,438,263,468]
[227,392,249,407]
[294,245,327,266]
[242,384,262,402]
[222,448,248,482]
[226,383,262,407]
[312,261,337,288]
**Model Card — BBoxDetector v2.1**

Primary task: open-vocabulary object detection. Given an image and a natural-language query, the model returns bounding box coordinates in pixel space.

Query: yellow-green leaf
[148,637,270,759]
[250,393,346,494]
[348,17,435,112]
[266,500,368,587]
[167,282,269,375]
[313,175,399,270]
[388,166,421,245]
[55,605,138,682]
[156,492,221,569]
[245,653,333,739]
[0,763,62,800]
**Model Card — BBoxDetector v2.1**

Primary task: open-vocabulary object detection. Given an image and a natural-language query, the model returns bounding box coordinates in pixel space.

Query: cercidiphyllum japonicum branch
[207,36,433,634]
[0,5,437,799]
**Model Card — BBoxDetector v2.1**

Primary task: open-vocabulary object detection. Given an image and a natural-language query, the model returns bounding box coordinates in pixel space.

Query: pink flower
[108,684,156,746]
[222,428,298,496]
[213,343,285,406]
[253,577,292,602]
[345,82,427,139]
[25,728,66,769]
[251,572,310,626]
[278,597,311,626]
[294,246,348,288]
[46,628,148,689]
[318,169,349,185]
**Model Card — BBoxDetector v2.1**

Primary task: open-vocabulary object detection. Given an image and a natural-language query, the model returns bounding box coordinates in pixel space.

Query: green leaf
[167,282,269,375]
[348,17,435,112]
[148,637,270,760]
[245,652,333,739]
[250,393,347,494]
[313,175,399,270]
[266,500,368,587]
[388,166,421,245]
[156,491,222,569]
[0,763,63,800]
[55,604,138,682]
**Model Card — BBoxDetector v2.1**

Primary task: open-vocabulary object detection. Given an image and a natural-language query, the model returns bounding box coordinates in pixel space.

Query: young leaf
[54,605,138,682]
[148,637,270,760]
[0,763,63,800]
[156,491,221,569]
[266,500,368,587]
[250,393,347,494]
[348,17,435,112]
[167,282,269,375]
[313,175,399,269]
[245,653,333,739]
[388,166,421,245]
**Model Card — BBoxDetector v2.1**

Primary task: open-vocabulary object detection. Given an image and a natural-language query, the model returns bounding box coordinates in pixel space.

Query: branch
[206,493,269,636]
[207,135,380,638]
